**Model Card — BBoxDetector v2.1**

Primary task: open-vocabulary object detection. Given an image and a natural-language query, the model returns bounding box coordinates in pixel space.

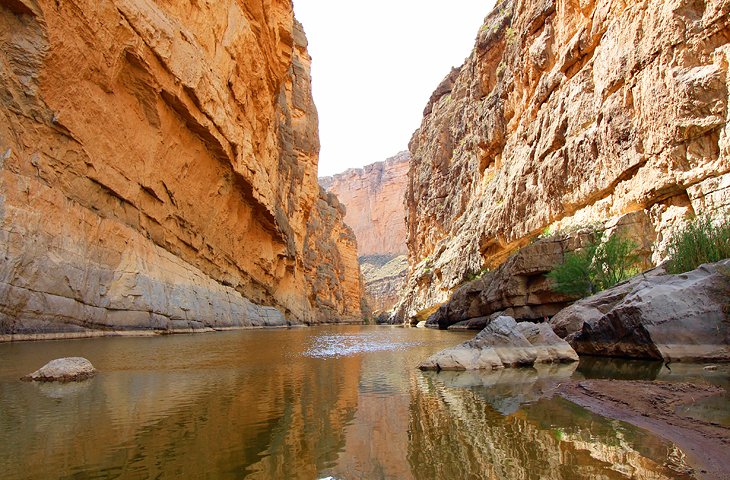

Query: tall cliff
[0,0,363,338]
[320,151,410,257]
[320,152,410,315]
[396,0,730,322]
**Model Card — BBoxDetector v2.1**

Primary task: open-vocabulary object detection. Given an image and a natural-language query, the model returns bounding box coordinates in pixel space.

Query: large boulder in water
[22,357,97,382]
[419,316,577,371]
[551,260,730,362]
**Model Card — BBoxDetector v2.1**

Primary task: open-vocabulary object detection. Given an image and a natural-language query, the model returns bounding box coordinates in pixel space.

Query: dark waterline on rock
[0,326,726,479]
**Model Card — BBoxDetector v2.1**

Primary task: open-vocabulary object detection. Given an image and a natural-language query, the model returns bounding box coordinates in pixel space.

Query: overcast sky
[293,1,496,177]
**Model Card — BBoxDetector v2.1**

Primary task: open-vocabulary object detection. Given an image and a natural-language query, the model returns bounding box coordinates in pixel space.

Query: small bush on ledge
[665,210,730,275]
[548,232,641,298]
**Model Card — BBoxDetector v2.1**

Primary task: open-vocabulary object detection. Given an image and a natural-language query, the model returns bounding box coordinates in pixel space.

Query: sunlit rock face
[321,152,410,314]
[0,0,363,336]
[396,0,730,323]
[320,151,410,257]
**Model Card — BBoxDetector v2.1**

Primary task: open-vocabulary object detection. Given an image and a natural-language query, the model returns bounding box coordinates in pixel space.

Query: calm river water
[0,325,724,479]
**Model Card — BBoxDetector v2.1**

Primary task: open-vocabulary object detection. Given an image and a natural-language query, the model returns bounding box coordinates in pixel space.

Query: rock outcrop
[0,0,363,338]
[551,259,730,362]
[419,316,578,371]
[397,0,730,323]
[423,232,595,329]
[22,357,96,382]
[320,152,410,315]
[359,254,408,316]
[320,151,410,257]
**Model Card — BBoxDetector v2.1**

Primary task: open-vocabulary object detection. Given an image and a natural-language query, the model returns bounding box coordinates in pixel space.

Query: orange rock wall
[396,0,730,322]
[0,0,362,336]
[320,151,410,257]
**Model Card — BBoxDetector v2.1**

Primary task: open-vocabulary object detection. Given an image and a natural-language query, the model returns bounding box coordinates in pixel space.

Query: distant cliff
[395,0,730,322]
[320,151,410,257]
[0,0,362,339]
[320,152,409,314]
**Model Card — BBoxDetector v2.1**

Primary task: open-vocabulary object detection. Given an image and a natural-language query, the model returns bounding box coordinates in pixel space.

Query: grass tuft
[665,210,730,274]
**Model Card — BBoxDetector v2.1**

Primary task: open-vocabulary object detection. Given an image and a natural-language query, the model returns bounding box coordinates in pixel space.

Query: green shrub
[665,211,730,274]
[548,233,641,298]
[463,267,490,283]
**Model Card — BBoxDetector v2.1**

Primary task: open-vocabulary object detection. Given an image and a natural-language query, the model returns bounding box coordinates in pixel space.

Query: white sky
[293,1,497,177]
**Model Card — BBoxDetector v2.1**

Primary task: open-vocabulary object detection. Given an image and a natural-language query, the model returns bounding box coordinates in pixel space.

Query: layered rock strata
[423,232,594,329]
[320,152,410,314]
[422,214,653,329]
[397,0,730,323]
[551,259,730,362]
[320,151,410,257]
[0,0,362,337]
[359,254,408,316]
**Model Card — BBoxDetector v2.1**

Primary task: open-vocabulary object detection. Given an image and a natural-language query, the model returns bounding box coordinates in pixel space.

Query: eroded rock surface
[422,234,593,329]
[552,259,730,361]
[320,152,410,257]
[359,255,408,317]
[398,0,730,323]
[0,0,363,337]
[320,152,410,315]
[419,316,577,371]
[22,357,96,382]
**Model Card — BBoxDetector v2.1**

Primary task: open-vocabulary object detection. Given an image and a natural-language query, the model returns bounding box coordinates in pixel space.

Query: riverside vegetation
[665,211,730,275]
[547,232,642,298]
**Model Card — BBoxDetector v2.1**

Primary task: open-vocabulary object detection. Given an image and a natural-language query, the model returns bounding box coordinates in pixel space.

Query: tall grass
[665,211,730,274]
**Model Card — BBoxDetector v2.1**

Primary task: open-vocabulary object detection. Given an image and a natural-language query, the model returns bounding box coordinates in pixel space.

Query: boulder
[22,357,97,382]
[551,260,730,362]
[419,316,577,371]
[515,323,579,364]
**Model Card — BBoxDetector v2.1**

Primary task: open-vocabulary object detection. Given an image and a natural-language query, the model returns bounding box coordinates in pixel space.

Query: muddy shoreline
[559,380,730,480]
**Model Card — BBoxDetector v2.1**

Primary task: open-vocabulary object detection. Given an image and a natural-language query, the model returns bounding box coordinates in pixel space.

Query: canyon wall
[320,151,410,257]
[0,0,363,338]
[320,152,409,315]
[395,0,730,323]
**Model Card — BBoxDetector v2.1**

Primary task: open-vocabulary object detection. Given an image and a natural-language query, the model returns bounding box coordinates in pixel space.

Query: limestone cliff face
[397,0,730,322]
[320,152,410,314]
[320,151,410,257]
[359,255,408,316]
[0,0,362,337]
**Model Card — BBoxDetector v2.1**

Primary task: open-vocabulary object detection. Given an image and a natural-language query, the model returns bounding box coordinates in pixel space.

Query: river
[0,325,721,479]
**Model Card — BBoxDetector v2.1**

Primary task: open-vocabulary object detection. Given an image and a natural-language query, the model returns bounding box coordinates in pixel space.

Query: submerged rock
[419,316,577,371]
[551,260,730,362]
[22,357,97,382]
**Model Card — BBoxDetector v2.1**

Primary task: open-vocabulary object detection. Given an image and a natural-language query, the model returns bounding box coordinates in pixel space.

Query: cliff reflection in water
[0,329,362,479]
[0,327,697,479]
[407,365,692,480]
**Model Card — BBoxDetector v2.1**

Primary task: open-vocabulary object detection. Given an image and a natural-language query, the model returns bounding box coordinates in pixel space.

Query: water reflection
[0,327,711,479]
[408,369,692,480]
[576,356,664,380]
